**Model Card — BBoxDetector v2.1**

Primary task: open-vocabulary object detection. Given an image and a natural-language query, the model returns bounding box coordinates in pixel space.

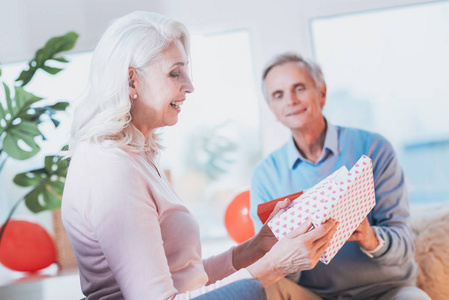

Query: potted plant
[0,32,78,272]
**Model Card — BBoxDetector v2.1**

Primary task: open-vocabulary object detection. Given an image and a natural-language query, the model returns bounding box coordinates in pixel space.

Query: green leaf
[13,172,42,186]
[0,83,70,160]
[0,84,45,160]
[0,99,6,124]
[14,120,42,135]
[24,187,61,213]
[49,101,69,111]
[52,57,69,63]
[14,155,69,213]
[16,31,79,86]
[44,155,58,172]
[3,129,41,160]
[4,83,14,114]
[41,66,63,75]
[37,32,78,64]
[47,180,65,194]
[21,101,69,126]
[50,118,60,127]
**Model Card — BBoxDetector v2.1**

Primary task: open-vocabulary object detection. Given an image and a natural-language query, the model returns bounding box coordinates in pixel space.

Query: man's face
[265,62,326,131]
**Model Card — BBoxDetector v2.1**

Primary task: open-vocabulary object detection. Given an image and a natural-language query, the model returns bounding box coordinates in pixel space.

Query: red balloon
[224,190,255,243]
[0,219,57,273]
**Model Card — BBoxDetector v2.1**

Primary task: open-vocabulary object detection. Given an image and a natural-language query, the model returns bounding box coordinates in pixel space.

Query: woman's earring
[132,94,137,99]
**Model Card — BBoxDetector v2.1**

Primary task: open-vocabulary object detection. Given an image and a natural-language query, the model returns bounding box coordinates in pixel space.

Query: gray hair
[68,11,190,158]
[261,53,325,103]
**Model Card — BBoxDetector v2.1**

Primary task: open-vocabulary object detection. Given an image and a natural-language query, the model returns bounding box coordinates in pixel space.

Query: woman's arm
[232,199,338,287]
[246,219,336,287]
[232,199,287,271]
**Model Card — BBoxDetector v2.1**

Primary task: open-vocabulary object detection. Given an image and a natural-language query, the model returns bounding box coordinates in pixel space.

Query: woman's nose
[183,75,194,93]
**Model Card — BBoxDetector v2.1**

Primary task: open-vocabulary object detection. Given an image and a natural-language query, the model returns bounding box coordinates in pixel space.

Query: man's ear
[319,82,327,108]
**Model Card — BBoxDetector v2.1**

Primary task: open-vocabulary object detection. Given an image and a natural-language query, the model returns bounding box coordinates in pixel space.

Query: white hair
[261,53,325,103]
[68,11,190,158]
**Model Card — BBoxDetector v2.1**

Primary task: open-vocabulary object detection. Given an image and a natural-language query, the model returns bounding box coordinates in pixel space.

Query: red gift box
[257,191,304,224]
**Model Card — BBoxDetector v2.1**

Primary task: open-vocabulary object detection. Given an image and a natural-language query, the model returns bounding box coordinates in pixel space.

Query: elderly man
[250,53,430,300]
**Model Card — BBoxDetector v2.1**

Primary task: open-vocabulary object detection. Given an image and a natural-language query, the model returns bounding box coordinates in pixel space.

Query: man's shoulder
[337,125,384,140]
[337,126,392,148]
[335,125,398,169]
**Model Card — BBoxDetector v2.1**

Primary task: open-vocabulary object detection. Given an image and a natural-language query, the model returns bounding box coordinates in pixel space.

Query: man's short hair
[261,53,325,103]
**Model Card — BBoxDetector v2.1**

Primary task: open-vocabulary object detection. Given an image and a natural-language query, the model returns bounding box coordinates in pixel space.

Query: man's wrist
[360,226,386,258]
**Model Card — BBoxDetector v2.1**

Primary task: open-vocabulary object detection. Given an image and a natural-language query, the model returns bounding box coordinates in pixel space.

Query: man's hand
[347,217,379,251]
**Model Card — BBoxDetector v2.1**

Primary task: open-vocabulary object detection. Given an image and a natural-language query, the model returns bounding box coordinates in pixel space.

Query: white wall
[1,0,439,218]
[0,0,164,63]
[158,0,438,155]
[1,0,438,155]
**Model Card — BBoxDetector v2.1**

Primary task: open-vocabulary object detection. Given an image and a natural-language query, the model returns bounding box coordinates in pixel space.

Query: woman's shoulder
[70,142,144,176]
[79,141,139,160]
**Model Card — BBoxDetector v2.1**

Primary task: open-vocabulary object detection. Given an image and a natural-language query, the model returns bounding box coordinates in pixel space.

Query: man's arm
[365,137,415,265]
[250,167,271,232]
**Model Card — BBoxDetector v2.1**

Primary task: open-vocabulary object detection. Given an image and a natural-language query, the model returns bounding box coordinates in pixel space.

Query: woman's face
[131,39,194,135]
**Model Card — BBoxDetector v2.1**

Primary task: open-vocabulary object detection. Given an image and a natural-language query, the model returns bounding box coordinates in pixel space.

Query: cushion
[410,202,449,300]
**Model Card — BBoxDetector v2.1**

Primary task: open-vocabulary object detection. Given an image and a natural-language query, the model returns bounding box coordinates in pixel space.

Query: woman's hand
[232,198,292,270]
[256,198,292,253]
[266,198,292,222]
[266,219,337,273]
[247,218,338,287]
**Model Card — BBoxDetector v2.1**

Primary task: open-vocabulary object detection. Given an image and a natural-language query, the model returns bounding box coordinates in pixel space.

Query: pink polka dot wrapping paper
[268,155,376,264]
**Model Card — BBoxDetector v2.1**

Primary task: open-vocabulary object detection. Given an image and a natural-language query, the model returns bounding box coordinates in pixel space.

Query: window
[311,1,449,203]
[160,30,261,240]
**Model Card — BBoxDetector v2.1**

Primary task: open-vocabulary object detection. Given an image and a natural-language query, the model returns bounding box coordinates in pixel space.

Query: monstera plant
[0,32,78,243]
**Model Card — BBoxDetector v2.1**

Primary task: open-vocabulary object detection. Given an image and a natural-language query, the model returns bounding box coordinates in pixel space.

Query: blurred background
[1,0,448,298]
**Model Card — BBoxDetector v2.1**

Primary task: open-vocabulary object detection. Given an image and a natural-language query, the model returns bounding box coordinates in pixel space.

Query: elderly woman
[62,11,337,300]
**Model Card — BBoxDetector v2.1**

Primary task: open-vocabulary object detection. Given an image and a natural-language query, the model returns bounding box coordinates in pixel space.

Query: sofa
[410,201,449,300]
